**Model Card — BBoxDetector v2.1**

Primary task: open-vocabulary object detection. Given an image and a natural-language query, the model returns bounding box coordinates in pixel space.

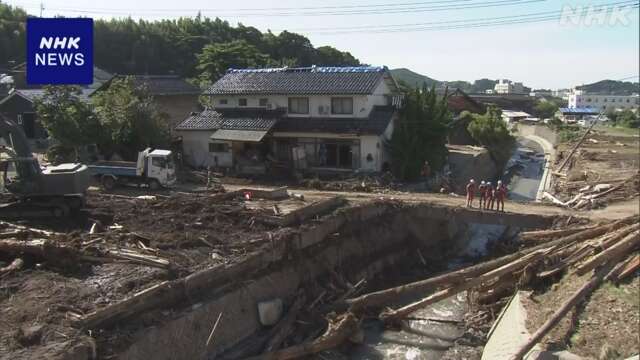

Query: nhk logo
[27,18,93,85]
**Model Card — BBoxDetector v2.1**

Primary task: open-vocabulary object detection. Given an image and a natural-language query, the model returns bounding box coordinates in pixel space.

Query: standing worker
[495,180,507,212]
[466,179,476,208]
[421,160,431,191]
[485,181,494,210]
[478,181,487,209]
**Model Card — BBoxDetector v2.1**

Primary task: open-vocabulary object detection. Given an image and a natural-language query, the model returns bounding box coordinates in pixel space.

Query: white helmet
[481,181,486,185]
[470,179,475,183]
[497,180,502,185]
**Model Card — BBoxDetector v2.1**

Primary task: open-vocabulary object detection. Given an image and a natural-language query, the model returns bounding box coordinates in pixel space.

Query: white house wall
[178,130,233,168]
[209,91,393,120]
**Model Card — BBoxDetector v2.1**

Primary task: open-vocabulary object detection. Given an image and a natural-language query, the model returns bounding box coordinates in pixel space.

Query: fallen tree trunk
[380,249,550,323]
[246,313,358,360]
[615,254,640,281]
[511,262,614,360]
[344,218,634,313]
[575,230,640,276]
[0,258,24,274]
[519,225,599,243]
[0,238,81,266]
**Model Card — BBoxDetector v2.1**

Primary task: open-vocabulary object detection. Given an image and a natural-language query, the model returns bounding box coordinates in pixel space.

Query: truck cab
[140,149,176,189]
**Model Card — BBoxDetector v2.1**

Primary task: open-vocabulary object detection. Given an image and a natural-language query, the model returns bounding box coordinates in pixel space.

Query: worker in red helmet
[495,180,507,212]
[466,179,476,208]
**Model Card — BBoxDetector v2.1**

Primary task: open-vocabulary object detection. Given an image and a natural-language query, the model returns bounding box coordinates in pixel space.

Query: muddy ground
[0,191,302,359]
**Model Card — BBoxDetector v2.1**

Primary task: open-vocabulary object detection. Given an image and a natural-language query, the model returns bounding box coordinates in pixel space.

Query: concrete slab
[482,291,541,360]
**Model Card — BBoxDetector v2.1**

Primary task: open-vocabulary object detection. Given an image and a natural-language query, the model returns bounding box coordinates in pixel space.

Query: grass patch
[594,125,640,137]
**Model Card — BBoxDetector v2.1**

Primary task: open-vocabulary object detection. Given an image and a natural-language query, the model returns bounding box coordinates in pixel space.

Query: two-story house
[175,66,401,174]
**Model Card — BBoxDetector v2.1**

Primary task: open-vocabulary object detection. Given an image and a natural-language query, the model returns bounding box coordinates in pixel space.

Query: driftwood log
[379,249,550,323]
[575,230,640,275]
[245,313,358,360]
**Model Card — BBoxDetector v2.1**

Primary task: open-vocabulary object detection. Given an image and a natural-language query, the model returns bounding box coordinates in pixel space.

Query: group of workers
[466,179,507,212]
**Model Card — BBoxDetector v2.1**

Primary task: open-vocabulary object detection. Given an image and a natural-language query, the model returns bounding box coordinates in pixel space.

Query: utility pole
[39,2,44,17]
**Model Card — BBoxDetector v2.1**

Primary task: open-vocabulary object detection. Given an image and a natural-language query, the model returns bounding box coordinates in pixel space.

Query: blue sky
[7,0,639,89]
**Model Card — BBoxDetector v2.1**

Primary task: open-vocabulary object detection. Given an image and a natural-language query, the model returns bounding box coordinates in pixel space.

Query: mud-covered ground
[0,191,293,359]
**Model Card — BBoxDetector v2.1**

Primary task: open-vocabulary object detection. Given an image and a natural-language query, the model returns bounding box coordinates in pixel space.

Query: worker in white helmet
[466,179,477,208]
[478,181,487,209]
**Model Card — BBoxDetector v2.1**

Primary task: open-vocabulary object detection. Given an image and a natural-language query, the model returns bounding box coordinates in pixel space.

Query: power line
[279,0,637,31]
[6,0,545,17]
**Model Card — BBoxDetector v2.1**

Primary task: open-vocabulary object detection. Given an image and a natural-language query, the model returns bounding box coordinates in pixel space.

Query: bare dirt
[553,128,640,208]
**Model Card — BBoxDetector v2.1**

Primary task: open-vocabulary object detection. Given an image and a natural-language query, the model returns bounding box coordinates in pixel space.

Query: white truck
[88,148,176,190]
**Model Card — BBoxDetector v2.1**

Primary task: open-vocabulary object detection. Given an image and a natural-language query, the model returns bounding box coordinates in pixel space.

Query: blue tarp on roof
[559,107,599,114]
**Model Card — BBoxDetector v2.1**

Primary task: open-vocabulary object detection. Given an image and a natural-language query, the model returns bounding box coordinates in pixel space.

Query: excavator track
[0,195,84,219]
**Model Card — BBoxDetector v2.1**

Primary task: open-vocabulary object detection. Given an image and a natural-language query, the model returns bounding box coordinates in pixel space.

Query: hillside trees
[0,3,360,81]
[388,85,452,180]
[196,40,271,82]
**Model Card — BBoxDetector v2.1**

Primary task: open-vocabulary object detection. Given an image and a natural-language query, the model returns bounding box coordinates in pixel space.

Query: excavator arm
[0,115,42,195]
[0,114,90,218]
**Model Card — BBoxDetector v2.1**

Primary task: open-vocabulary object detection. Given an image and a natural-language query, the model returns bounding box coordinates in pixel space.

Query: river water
[505,138,546,201]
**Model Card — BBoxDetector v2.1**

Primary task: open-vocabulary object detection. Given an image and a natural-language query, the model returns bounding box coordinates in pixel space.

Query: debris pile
[300,172,397,193]
[544,171,640,210]
[240,215,639,359]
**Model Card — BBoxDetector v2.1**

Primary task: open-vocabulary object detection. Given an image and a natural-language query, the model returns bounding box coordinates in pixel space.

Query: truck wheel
[102,176,116,190]
[148,179,160,191]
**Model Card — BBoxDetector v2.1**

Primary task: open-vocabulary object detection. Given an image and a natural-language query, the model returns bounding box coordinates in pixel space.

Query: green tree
[92,77,169,159]
[466,105,516,169]
[0,2,27,66]
[196,40,271,83]
[388,85,452,180]
[616,109,640,128]
[34,86,102,158]
[533,100,559,119]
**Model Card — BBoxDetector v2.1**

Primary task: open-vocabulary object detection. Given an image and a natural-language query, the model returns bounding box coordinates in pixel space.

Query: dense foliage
[533,99,561,119]
[0,2,26,68]
[33,86,101,158]
[606,109,640,128]
[388,85,452,180]
[465,105,515,169]
[92,77,170,159]
[35,78,169,161]
[0,2,359,82]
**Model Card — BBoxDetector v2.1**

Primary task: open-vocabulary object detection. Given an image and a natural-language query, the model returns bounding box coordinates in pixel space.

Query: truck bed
[88,162,138,177]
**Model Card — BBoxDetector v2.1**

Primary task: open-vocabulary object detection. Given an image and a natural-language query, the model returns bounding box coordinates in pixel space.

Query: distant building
[494,79,525,95]
[501,110,531,124]
[556,107,600,123]
[568,89,639,112]
[175,66,401,174]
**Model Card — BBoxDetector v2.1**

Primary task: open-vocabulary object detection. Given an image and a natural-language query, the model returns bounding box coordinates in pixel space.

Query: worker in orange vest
[485,181,494,210]
[495,180,507,212]
[466,179,476,208]
[478,181,487,209]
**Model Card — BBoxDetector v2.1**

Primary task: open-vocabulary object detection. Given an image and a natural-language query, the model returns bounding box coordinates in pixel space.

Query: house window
[16,114,22,124]
[604,98,608,102]
[288,97,309,114]
[587,98,592,102]
[627,99,630,103]
[259,98,268,107]
[238,98,248,107]
[209,143,228,153]
[331,97,354,114]
[219,99,228,105]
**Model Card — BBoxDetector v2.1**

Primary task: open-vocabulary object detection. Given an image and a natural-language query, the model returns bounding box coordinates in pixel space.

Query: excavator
[0,114,90,218]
